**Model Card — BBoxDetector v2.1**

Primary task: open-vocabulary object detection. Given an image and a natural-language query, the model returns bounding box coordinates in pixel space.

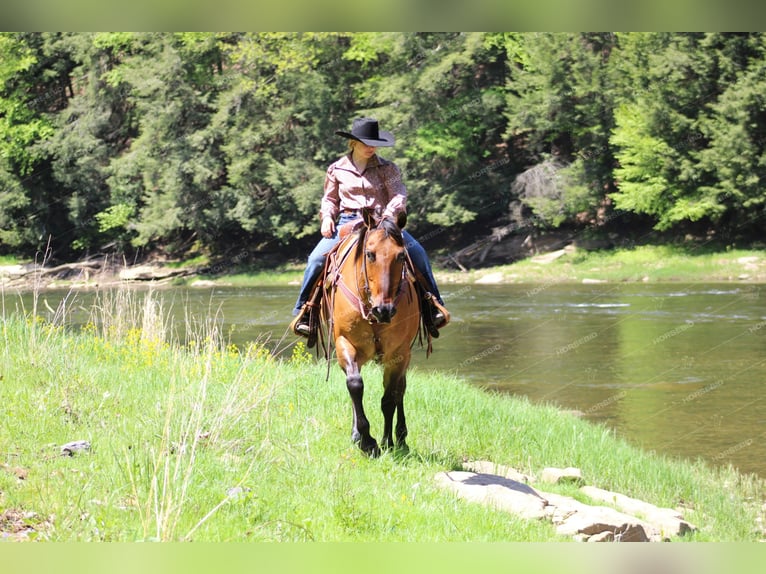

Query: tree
[696,34,766,238]
[0,33,55,250]
[609,33,766,236]
[340,33,510,234]
[503,33,618,228]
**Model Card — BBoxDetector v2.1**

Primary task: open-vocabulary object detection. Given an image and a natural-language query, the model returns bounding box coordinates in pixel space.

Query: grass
[436,245,766,285]
[0,255,20,265]
[1,287,764,541]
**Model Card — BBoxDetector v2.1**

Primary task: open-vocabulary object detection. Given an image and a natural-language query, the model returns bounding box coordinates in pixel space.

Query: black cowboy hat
[335,117,395,147]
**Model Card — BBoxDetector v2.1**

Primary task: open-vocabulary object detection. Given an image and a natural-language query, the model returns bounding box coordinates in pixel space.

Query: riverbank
[1,289,764,541]
[1,245,764,292]
[193,245,766,288]
[437,244,766,286]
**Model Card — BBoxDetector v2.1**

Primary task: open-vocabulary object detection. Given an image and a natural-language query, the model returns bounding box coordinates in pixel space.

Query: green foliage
[609,103,679,226]
[95,203,135,232]
[2,33,766,260]
[503,33,619,228]
[696,38,766,231]
[609,33,766,234]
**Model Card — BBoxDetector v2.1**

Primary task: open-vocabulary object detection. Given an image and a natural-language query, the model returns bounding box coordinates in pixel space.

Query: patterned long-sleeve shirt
[319,153,407,222]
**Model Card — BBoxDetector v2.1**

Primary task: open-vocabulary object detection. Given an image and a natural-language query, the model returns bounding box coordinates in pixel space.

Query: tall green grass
[1,287,763,541]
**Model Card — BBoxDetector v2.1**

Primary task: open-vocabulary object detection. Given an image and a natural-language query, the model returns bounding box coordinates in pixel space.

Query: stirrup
[422,292,450,338]
[291,301,320,348]
[289,309,310,338]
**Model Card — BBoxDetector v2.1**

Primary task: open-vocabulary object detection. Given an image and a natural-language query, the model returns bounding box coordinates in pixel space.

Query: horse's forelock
[378,217,404,246]
[352,218,404,263]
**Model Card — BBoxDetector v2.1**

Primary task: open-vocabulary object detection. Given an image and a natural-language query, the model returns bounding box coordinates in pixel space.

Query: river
[17,282,766,477]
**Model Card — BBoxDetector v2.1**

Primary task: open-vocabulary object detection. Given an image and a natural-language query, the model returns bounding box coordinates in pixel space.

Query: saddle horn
[361,207,379,228]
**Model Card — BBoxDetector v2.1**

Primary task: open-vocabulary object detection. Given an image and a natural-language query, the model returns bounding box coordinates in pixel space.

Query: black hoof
[360,438,380,458]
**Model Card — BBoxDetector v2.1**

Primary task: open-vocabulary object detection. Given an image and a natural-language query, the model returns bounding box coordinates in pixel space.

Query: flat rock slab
[530,249,568,264]
[434,462,696,542]
[435,471,549,520]
[118,265,187,281]
[60,440,91,456]
[474,272,505,284]
[463,460,531,483]
[541,466,583,484]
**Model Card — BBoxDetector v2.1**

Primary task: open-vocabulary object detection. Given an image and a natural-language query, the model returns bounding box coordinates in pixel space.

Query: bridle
[336,221,409,324]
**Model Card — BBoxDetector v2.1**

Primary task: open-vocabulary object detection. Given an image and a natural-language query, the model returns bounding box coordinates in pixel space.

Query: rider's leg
[402,231,443,304]
[402,231,448,331]
[291,236,337,337]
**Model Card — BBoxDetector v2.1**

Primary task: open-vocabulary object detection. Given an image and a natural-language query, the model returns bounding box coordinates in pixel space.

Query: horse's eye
[396,252,406,263]
[366,251,376,262]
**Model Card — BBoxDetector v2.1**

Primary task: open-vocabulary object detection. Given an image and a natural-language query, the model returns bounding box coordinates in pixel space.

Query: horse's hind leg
[381,389,396,450]
[381,362,408,450]
[395,382,408,448]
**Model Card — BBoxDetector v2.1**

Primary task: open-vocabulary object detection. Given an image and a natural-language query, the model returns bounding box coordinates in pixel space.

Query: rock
[462,460,531,483]
[548,496,657,541]
[118,265,186,281]
[582,278,607,284]
[60,440,91,456]
[0,265,28,279]
[541,467,583,484]
[190,279,218,287]
[580,485,696,538]
[588,530,615,542]
[737,256,760,264]
[0,464,27,480]
[530,249,569,264]
[435,471,549,520]
[0,509,40,541]
[474,272,505,284]
[433,465,692,542]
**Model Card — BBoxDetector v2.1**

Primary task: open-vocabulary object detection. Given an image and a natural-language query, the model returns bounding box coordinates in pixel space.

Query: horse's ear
[396,211,407,229]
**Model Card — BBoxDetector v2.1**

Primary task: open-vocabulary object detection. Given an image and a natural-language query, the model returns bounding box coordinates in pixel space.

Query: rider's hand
[321,217,336,238]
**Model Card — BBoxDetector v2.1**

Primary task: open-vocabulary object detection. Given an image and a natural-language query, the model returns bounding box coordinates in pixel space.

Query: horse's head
[359,216,407,324]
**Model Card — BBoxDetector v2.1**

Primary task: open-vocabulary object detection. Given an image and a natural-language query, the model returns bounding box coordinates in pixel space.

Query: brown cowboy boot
[289,306,312,337]
[290,274,325,346]
[422,292,450,338]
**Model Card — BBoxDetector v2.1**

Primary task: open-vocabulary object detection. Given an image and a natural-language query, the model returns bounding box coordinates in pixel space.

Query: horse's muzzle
[371,303,397,324]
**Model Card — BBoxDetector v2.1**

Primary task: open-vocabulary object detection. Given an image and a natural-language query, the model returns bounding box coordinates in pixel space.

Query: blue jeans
[292,214,443,315]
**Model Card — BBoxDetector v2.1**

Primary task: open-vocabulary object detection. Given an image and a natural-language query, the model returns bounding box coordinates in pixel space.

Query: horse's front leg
[337,338,379,457]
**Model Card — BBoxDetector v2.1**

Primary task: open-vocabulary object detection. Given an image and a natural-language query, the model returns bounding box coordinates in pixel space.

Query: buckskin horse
[321,211,424,457]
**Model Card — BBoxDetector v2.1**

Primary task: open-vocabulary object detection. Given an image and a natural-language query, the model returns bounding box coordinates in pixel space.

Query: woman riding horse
[290,117,449,339]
